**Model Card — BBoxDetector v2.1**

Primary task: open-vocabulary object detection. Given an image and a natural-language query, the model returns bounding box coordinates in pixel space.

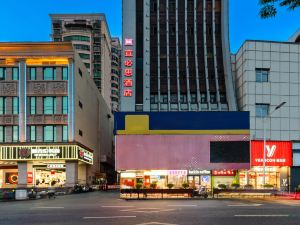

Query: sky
[0,0,299,53]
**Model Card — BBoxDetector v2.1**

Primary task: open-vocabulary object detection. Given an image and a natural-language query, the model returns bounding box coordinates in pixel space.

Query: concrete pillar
[65,161,78,187]
[17,162,28,188]
[78,164,87,185]
[68,59,74,141]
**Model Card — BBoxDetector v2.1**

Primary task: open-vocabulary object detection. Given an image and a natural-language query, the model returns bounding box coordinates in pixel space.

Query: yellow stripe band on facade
[116,130,250,135]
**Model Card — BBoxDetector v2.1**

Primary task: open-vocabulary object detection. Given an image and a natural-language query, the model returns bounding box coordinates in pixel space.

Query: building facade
[50,14,113,110]
[0,42,114,188]
[111,38,121,112]
[121,0,237,112]
[115,112,250,191]
[233,34,300,190]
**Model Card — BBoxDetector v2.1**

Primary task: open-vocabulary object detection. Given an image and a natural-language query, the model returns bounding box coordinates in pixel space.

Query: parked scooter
[193,186,208,198]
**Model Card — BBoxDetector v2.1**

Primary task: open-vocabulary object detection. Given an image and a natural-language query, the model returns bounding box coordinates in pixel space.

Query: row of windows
[73,44,90,51]
[30,96,68,115]
[0,67,68,81]
[150,93,226,104]
[0,126,68,142]
[63,35,90,42]
[79,53,90,60]
[0,68,19,80]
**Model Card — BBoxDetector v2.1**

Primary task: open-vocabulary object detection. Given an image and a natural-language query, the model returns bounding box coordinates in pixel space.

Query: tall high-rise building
[111,37,121,112]
[121,0,237,112]
[50,14,113,110]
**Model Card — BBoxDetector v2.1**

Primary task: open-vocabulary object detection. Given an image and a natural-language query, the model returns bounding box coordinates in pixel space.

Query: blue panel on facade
[114,112,250,132]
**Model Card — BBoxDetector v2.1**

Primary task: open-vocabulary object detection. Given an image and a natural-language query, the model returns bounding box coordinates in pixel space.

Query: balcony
[27,114,68,125]
[0,82,18,96]
[27,81,68,96]
[0,115,19,125]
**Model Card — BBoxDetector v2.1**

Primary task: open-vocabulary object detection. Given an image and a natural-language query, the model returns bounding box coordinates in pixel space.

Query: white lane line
[235,215,289,217]
[101,206,135,208]
[167,205,197,207]
[83,216,137,219]
[228,204,262,207]
[33,207,65,209]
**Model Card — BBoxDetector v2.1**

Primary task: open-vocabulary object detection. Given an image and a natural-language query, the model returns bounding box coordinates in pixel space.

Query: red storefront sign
[212,170,236,176]
[123,38,134,97]
[251,141,292,167]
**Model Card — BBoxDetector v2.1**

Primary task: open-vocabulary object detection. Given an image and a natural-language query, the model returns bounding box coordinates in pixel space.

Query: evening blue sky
[0,0,299,53]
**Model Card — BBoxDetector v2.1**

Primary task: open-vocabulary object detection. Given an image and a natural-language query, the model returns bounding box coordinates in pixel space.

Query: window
[79,101,83,109]
[79,129,83,136]
[256,104,269,117]
[256,68,269,82]
[29,68,36,80]
[0,97,5,115]
[30,97,36,115]
[0,126,4,142]
[79,68,82,77]
[43,97,56,114]
[191,94,197,104]
[0,68,6,80]
[63,35,90,42]
[201,93,207,103]
[62,126,68,142]
[62,67,68,80]
[79,53,90,59]
[12,97,18,114]
[84,63,90,69]
[43,67,56,80]
[62,96,68,114]
[12,126,18,142]
[29,126,36,142]
[73,44,90,51]
[43,126,56,142]
[12,68,19,80]
[180,94,187,104]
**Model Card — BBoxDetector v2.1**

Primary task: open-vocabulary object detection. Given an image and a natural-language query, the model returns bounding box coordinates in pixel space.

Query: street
[0,192,300,225]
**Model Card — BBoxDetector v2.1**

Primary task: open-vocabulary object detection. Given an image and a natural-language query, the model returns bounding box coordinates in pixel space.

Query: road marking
[228,204,262,207]
[33,207,64,209]
[83,216,137,219]
[235,215,289,217]
[101,206,135,208]
[168,205,197,207]
[136,222,179,225]
[121,208,176,213]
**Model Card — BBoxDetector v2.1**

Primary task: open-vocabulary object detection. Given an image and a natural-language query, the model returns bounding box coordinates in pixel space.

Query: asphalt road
[0,191,300,225]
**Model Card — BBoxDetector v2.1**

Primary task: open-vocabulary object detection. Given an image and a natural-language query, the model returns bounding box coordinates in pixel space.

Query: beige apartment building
[0,42,114,188]
[49,14,113,111]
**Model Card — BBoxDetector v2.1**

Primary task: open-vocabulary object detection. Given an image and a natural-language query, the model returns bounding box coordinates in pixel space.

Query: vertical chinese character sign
[123,38,134,97]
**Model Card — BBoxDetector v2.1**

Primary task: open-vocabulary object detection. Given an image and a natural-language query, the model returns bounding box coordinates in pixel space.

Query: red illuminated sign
[124,49,133,57]
[125,38,133,46]
[212,170,236,176]
[124,68,133,77]
[123,79,133,87]
[251,141,292,167]
[124,89,133,97]
[124,60,133,67]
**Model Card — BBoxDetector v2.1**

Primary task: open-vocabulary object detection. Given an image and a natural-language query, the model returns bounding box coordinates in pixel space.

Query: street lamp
[262,101,286,186]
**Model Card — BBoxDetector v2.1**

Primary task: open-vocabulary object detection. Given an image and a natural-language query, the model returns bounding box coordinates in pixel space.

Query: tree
[259,0,300,18]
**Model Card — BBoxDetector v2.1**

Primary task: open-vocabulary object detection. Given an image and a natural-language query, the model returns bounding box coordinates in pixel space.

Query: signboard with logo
[212,170,236,176]
[188,170,211,175]
[251,141,292,167]
[0,145,93,165]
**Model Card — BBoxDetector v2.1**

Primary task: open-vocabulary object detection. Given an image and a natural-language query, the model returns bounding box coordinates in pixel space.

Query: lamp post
[262,102,286,186]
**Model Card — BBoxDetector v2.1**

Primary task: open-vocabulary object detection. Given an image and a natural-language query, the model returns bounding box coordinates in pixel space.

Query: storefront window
[35,168,66,187]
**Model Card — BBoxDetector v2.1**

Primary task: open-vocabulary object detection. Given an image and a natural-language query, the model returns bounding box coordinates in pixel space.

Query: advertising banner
[251,141,292,167]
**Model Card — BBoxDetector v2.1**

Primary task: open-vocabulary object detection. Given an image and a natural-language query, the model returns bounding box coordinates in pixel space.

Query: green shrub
[296,184,300,191]
[135,183,143,190]
[263,184,274,188]
[218,184,227,190]
[167,183,174,189]
[182,183,189,189]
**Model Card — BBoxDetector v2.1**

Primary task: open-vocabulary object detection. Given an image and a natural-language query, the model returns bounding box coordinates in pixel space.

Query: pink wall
[116,135,250,171]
